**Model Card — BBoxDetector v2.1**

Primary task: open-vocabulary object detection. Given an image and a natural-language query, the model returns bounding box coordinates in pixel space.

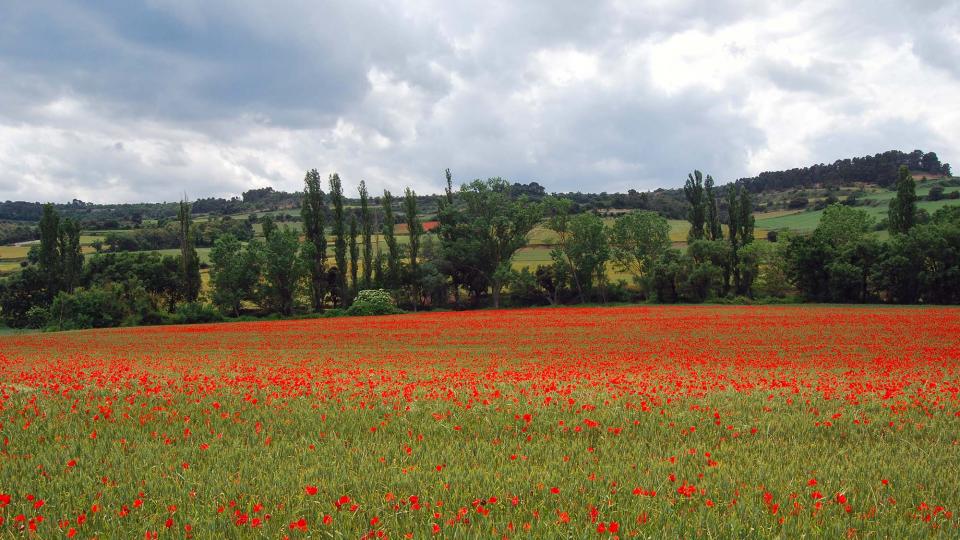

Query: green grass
[756,196,960,232]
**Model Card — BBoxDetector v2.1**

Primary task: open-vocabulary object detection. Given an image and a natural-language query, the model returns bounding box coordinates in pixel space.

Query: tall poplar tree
[684,170,706,242]
[329,173,347,307]
[404,188,421,310]
[381,190,400,288]
[178,199,201,303]
[57,218,83,293]
[889,165,917,234]
[301,169,327,311]
[358,180,373,289]
[704,174,722,241]
[38,203,61,296]
[349,214,359,296]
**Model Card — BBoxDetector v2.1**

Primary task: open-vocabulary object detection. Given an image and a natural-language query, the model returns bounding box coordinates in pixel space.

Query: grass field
[0,305,957,537]
[757,186,960,232]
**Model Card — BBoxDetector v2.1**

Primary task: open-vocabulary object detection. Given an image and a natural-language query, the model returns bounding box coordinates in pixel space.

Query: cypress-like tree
[444,168,454,206]
[349,214,359,297]
[38,203,61,296]
[358,180,373,289]
[57,218,83,293]
[684,171,706,241]
[889,165,917,234]
[704,175,722,241]
[404,188,421,310]
[301,169,327,311]
[381,190,400,288]
[726,185,741,294]
[738,186,755,247]
[178,199,201,303]
[329,173,347,307]
[260,215,277,240]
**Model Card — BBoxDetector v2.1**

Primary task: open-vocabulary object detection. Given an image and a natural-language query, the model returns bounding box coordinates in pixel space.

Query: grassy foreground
[0,305,958,538]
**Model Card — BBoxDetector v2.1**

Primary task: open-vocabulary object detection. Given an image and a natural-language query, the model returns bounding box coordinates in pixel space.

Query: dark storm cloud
[0,0,957,203]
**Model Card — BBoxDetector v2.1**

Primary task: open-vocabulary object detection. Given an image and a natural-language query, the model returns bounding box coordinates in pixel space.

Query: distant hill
[0,149,952,235]
[738,149,950,193]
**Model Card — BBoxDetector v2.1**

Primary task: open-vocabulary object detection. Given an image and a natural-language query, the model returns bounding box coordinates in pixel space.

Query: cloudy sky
[0,0,957,203]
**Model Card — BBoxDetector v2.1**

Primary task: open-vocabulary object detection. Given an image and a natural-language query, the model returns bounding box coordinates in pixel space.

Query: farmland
[1,305,958,537]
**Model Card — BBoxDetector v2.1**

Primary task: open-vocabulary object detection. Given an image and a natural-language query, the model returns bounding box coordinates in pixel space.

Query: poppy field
[1,305,959,538]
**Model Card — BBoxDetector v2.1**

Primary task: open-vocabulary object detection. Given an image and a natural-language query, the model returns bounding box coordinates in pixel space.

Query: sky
[0,0,958,203]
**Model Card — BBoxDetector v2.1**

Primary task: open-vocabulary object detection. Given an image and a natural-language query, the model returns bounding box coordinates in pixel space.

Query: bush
[166,302,223,325]
[25,306,50,329]
[48,287,129,330]
[346,289,404,317]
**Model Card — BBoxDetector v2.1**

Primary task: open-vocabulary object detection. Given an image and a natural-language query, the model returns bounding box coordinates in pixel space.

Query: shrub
[48,287,129,330]
[167,302,223,325]
[346,289,404,317]
[25,306,50,329]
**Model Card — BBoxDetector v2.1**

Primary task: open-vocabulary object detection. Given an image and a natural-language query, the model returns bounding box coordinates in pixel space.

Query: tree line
[2,164,959,330]
[739,149,950,193]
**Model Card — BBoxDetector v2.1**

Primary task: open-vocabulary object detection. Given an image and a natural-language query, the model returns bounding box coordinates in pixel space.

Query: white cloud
[0,0,957,202]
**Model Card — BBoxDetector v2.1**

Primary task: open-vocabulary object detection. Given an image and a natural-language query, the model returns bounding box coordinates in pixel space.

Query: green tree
[436,168,462,305]
[177,199,201,303]
[561,213,610,303]
[349,214,359,297]
[38,203,61,296]
[704,175,722,241]
[209,234,260,317]
[260,215,277,240]
[258,227,301,316]
[543,197,583,301]
[358,180,373,289]
[889,165,917,234]
[608,211,670,294]
[650,249,688,303]
[381,190,401,289]
[684,170,706,242]
[58,218,83,293]
[726,184,755,295]
[687,239,730,300]
[404,188,422,310]
[329,173,347,307]
[457,178,541,308]
[814,204,874,250]
[301,169,327,311]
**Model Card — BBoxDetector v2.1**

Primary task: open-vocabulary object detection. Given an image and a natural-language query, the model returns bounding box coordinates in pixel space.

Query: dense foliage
[2,156,960,330]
